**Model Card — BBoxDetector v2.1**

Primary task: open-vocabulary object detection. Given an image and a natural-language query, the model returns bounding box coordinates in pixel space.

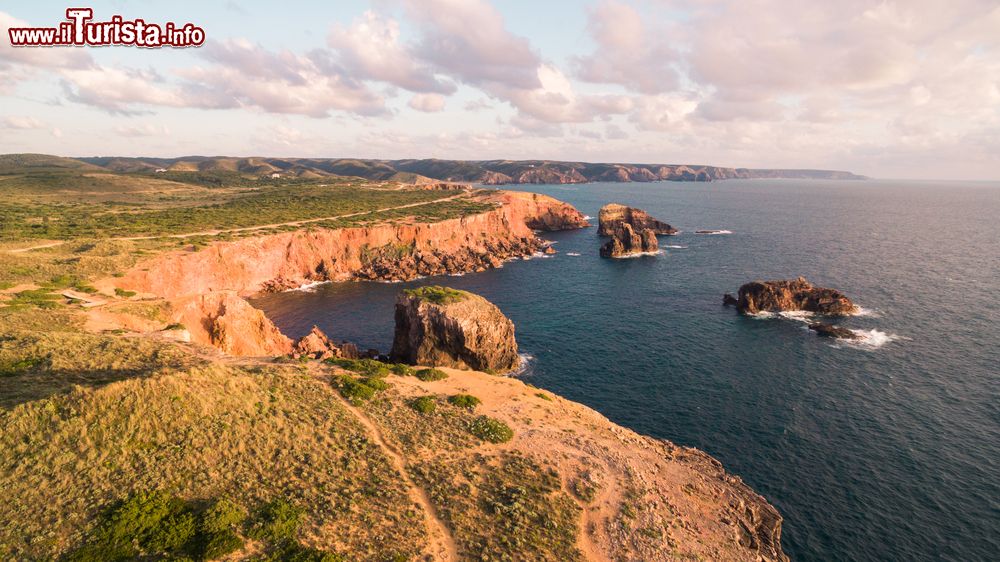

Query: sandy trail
[113,193,471,241]
[325,373,460,561]
[3,193,472,252]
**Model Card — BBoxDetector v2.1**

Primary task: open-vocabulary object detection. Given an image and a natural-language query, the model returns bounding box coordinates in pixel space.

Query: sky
[1,0,998,180]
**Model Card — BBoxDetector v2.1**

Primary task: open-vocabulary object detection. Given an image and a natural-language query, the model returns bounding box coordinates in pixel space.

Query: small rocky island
[390,285,520,372]
[598,203,676,258]
[724,276,858,316]
[808,323,861,340]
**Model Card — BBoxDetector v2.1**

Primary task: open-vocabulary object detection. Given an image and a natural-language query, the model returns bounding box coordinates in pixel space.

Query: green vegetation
[447,394,481,410]
[325,357,391,377]
[412,453,582,561]
[535,392,553,401]
[414,367,448,381]
[409,396,437,414]
[6,288,60,309]
[113,287,136,298]
[403,285,467,305]
[335,374,390,405]
[469,415,515,444]
[63,491,343,562]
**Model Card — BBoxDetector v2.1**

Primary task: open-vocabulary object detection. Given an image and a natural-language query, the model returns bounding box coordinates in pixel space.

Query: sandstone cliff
[168,291,293,356]
[600,223,659,258]
[729,277,858,315]
[117,191,586,299]
[598,203,678,236]
[390,286,519,372]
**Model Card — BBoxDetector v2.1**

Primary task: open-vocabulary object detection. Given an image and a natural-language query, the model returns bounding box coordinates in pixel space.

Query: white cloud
[113,123,171,137]
[408,93,446,112]
[329,11,454,94]
[1,116,46,129]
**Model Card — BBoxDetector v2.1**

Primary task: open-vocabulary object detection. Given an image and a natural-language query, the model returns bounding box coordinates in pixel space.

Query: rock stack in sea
[389,286,520,372]
[598,203,678,236]
[598,203,673,258]
[600,223,659,257]
[724,277,858,316]
[292,325,361,360]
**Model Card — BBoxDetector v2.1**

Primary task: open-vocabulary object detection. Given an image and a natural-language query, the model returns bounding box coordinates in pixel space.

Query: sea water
[252,179,1000,561]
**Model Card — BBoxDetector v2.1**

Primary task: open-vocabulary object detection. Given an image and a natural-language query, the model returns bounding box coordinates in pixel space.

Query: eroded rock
[598,203,678,236]
[390,286,519,372]
[734,277,857,316]
[600,223,659,258]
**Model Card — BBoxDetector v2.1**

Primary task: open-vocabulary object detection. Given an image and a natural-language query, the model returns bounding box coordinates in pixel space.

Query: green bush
[414,368,448,381]
[403,285,467,305]
[249,499,303,543]
[447,394,481,410]
[469,416,514,444]
[114,287,136,298]
[325,357,390,377]
[8,288,60,309]
[535,392,553,401]
[410,396,437,414]
[389,363,414,376]
[164,323,187,331]
[0,356,49,377]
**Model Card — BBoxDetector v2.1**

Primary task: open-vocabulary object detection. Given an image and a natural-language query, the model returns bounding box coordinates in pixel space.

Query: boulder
[600,223,659,258]
[598,203,678,236]
[723,293,738,306]
[390,286,519,372]
[734,277,857,316]
[293,325,364,360]
[808,323,861,340]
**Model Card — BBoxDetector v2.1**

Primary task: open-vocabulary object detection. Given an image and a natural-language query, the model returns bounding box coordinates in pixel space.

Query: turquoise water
[252,179,1000,561]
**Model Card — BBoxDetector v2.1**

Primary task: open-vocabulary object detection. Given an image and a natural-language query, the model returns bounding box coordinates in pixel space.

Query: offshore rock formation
[598,203,678,235]
[600,223,659,258]
[730,277,858,316]
[390,286,519,372]
[808,323,861,340]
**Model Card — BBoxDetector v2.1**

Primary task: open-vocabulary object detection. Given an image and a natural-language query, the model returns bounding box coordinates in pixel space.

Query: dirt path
[3,192,472,252]
[113,192,471,241]
[327,379,460,561]
[6,241,64,253]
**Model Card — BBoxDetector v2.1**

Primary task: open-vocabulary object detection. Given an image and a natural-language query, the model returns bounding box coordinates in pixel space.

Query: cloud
[113,123,171,137]
[573,1,680,94]
[403,0,541,89]
[60,66,184,115]
[329,11,455,94]
[408,93,446,112]
[1,116,46,129]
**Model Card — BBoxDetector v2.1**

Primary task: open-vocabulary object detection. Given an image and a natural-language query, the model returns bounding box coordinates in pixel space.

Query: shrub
[326,357,390,377]
[336,376,378,404]
[410,396,437,414]
[114,287,136,298]
[447,394,481,410]
[469,416,514,444]
[249,499,303,543]
[8,288,60,309]
[389,363,414,376]
[0,356,49,377]
[535,392,553,401]
[403,285,466,305]
[414,368,448,381]
[164,323,186,331]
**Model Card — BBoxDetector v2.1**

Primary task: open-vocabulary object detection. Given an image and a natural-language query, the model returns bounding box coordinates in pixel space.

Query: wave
[566,252,581,256]
[749,310,814,322]
[695,229,733,235]
[611,249,663,259]
[582,215,593,220]
[836,329,907,350]
[285,280,330,293]
[511,352,536,376]
[852,306,880,317]
[664,245,687,249]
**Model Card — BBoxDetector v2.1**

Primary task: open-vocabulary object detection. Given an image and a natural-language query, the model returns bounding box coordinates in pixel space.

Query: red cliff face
[118,191,587,299]
[112,191,587,356]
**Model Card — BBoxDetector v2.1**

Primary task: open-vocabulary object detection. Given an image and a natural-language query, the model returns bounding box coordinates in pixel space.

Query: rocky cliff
[117,191,586,299]
[727,277,858,315]
[600,223,659,258]
[390,286,519,372]
[598,203,678,236]
[168,291,293,356]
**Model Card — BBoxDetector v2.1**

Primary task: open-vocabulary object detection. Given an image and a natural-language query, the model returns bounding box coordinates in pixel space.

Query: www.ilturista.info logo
[8,8,205,48]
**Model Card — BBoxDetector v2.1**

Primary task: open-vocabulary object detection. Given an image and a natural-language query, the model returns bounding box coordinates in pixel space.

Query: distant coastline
[74,154,866,185]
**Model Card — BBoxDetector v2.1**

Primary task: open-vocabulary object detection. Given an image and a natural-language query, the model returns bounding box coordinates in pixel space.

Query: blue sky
[1,0,998,179]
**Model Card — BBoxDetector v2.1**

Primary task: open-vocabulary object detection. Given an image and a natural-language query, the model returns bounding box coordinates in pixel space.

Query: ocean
[251,179,1000,561]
